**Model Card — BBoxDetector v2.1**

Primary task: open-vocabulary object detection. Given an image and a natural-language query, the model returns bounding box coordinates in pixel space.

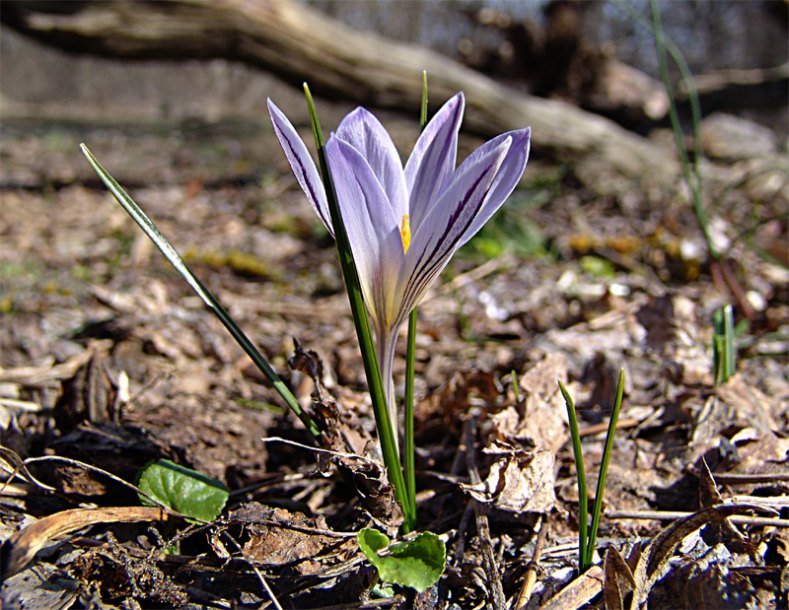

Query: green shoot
[80,145,321,440]
[713,304,737,385]
[559,380,589,570]
[560,369,625,572]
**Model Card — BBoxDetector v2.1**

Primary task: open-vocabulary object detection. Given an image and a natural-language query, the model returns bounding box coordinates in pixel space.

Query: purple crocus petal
[336,108,408,222]
[396,136,512,321]
[459,127,531,246]
[267,99,333,236]
[404,93,465,233]
[325,136,405,331]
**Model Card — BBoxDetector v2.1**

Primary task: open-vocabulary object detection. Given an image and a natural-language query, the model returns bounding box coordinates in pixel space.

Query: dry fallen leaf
[464,450,556,514]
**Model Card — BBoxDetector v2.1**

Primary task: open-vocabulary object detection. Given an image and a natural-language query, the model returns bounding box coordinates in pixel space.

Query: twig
[578,417,640,438]
[464,412,506,610]
[512,514,549,610]
[437,254,514,296]
[228,471,308,498]
[219,529,284,610]
[260,436,379,466]
[308,598,405,609]
[0,446,56,492]
[242,518,358,539]
[2,506,173,578]
[18,454,169,509]
[607,509,789,528]
[705,472,789,484]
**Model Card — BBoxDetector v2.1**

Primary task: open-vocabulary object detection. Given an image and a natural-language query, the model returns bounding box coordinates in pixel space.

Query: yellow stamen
[400,213,411,253]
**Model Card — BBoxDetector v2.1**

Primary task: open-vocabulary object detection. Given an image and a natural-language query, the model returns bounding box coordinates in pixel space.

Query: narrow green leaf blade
[138,459,228,522]
[559,380,589,571]
[302,87,413,530]
[80,144,320,439]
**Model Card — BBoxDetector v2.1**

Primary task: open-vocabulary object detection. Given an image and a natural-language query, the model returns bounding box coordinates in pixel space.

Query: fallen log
[1,0,679,192]
[680,63,789,113]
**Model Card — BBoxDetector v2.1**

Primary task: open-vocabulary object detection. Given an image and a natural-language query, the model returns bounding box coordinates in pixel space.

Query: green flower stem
[402,72,430,524]
[303,85,415,533]
[80,145,321,440]
[559,380,588,571]
[585,368,625,568]
[404,307,418,521]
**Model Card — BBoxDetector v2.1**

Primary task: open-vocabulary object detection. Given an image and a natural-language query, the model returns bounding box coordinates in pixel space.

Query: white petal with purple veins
[267,99,333,235]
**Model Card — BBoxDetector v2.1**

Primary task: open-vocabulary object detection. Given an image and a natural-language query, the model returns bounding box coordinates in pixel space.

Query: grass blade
[713,304,736,385]
[80,144,321,440]
[559,380,588,571]
[649,0,717,261]
[585,368,625,567]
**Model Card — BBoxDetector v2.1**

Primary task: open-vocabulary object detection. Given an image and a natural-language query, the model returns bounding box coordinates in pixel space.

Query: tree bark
[1,0,679,191]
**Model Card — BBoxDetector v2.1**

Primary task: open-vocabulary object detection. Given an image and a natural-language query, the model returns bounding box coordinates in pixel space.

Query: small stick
[219,529,284,610]
[578,417,640,438]
[512,515,549,610]
[607,510,789,528]
[451,499,475,568]
[2,506,173,578]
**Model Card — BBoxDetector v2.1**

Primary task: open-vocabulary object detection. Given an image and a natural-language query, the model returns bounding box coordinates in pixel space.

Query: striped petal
[325,136,405,331]
[459,127,531,245]
[404,93,464,233]
[397,136,512,321]
[336,108,408,223]
[267,99,333,235]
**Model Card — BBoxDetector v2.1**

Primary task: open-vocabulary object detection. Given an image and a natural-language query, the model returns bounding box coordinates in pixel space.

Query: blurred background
[2,0,787,131]
[1,0,787,341]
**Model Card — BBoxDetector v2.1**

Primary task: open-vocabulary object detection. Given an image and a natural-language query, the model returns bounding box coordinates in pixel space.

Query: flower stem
[303,85,415,532]
[404,308,418,521]
[403,71,430,526]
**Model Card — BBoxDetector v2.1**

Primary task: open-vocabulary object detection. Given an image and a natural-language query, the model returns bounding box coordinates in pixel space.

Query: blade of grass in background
[648,0,717,262]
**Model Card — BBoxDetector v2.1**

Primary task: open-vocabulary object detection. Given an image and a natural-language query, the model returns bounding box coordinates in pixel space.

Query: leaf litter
[1,121,787,608]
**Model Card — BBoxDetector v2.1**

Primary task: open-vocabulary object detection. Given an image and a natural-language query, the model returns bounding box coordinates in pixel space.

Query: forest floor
[0,114,787,609]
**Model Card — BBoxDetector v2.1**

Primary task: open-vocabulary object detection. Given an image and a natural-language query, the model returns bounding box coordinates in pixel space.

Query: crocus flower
[268,93,530,428]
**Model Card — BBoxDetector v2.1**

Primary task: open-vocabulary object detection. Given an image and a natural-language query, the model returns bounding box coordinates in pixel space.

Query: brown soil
[1,118,787,609]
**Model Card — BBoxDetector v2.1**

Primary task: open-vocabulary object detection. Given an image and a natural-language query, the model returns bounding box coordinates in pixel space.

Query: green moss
[462,190,549,261]
[183,248,278,280]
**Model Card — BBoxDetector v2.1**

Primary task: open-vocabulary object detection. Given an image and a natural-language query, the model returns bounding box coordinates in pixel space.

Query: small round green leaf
[357,528,446,593]
[358,527,390,556]
[137,459,228,522]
